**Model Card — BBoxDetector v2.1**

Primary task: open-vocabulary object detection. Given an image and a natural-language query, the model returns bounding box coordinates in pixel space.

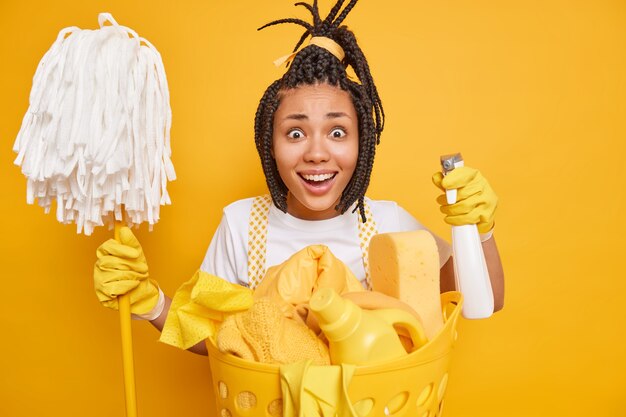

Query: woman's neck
[285,193,342,221]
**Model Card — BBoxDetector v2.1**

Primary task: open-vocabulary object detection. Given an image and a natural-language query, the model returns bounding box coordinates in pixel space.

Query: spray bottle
[440,153,494,319]
[309,287,428,366]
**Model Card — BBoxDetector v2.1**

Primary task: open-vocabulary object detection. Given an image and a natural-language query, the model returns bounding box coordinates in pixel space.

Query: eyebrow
[284,112,351,121]
[326,112,350,119]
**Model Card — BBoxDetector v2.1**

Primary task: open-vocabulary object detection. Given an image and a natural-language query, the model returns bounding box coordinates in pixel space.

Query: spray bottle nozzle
[440,153,463,174]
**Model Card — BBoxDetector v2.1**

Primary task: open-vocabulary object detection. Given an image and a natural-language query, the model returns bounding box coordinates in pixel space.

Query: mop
[12,13,175,417]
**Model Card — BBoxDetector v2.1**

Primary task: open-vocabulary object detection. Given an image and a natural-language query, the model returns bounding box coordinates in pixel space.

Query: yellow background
[1,0,624,416]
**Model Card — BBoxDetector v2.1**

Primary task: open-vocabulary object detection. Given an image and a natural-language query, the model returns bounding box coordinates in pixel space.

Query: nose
[303,135,330,163]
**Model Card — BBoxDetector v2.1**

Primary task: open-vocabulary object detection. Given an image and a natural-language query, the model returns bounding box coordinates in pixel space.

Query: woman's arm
[482,236,504,311]
[439,257,455,293]
[432,165,504,312]
[439,235,504,312]
[146,211,244,356]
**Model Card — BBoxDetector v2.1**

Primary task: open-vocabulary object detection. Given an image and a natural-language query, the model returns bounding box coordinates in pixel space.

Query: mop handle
[114,222,138,417]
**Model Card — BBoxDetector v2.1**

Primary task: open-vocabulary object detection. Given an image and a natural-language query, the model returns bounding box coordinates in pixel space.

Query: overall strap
[246,195,379,290]
[247,195,272,289]
[357,200,379,290]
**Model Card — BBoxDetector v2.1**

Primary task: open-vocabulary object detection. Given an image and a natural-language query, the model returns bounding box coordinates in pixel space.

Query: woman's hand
[432,166,498,234]
[94,226,161,316]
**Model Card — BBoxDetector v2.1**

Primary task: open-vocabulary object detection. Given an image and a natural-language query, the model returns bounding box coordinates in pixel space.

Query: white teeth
[301,173,335,182]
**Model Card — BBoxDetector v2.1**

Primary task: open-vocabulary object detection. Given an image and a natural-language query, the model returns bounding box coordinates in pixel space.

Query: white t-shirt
[200,197,452,287]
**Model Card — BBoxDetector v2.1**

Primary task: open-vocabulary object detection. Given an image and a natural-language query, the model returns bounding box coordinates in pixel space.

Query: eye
[330,128,346,138]
[287,129,305,140]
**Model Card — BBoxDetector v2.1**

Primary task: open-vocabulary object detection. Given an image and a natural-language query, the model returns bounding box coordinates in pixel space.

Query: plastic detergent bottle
[309,288,428,366]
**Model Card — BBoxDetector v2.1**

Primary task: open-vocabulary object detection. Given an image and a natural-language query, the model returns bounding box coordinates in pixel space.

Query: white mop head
[13,13,176,235]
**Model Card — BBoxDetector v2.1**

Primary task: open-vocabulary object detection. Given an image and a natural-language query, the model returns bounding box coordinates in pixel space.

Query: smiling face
[272,83,359,220]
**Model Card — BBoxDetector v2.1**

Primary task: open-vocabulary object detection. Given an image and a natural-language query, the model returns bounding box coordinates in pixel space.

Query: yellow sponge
[368,230,444,340]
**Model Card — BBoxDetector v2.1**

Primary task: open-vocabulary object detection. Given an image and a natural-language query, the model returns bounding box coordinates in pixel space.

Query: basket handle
[441,291,464,322]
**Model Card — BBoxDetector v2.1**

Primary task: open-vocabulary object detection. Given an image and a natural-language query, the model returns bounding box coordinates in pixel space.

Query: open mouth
[299,172,337,186]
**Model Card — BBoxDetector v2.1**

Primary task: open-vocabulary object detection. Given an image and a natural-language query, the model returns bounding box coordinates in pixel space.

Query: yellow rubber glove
[94,226,160,315]
[432,166,498,234]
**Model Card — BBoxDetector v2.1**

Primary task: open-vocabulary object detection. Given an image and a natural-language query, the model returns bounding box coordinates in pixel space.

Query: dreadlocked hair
[254,0,384,223]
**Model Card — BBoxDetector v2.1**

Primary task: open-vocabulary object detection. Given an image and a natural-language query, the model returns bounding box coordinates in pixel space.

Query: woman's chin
[286,194,342,220]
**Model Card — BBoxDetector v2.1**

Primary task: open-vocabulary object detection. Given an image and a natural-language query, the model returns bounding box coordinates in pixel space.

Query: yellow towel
[217,297,330,365]
[280,360,358,417]
[160,270,253,350]
[254,245,365,324]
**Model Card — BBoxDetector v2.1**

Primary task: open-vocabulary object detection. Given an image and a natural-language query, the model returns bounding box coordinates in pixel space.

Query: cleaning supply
[13,13,175,235]
[436,153,494,319]
[253,244,365,322]
[280,360,358,417]
[216,297,330,365]
[207,292,463,417]
[160,270,253,350]
[368,230,444,339]
[341,291,421,318]
[94,226,160,315]
[433,158,498,234]
[309,288,427,366]
[335,290,424,351]
[13,13,174,416]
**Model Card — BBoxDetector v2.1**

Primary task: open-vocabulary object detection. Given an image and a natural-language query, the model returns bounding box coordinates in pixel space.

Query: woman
[94,0,504,356]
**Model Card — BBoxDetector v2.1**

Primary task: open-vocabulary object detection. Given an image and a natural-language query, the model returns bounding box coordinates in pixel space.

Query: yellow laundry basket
[207,291,463,417]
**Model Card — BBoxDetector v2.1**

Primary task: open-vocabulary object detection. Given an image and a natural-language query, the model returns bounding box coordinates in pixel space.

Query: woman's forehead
[276,83,355,115]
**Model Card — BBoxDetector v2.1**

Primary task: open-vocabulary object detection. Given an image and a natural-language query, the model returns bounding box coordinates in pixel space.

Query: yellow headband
[273,36,345,67]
